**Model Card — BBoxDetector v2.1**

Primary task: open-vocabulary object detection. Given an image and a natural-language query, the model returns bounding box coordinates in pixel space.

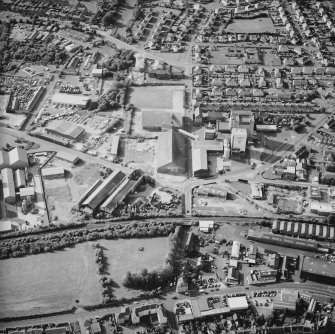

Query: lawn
[225,17,276,33]
[0,243,101,317]
[99,237,169,298]
[129,86,184,110]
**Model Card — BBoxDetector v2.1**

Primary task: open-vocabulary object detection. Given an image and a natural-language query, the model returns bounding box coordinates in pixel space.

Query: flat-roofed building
[301,256,335,285]
[251,183,263,199]
[199,220,214,233]
[1,168,15,204]
[5,147,28,170]
[19,187,35,200]
[229,110,254,138]
[131,303,167,325]
[14,169,26,189]
[82,170,126,212]
[0,221,14,234]
[231,240,240,259]
[42,167,65,178]
[231,128,247,154]
[227,296,248,311]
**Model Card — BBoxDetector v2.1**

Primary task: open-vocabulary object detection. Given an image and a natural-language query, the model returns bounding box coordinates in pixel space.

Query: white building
[231,128,247,154]
[231,241,240,259]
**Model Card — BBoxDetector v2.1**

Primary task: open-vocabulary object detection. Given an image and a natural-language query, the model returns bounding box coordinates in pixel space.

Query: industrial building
[14,169,26,189]
[310,202,335,215]
[46,120,85,141]
[273,289,298,312]
[229,110,255,138]
[131,303,167,325]
[301,256,335,285]
[33,132,70,147]
[157,129,185,175]
[19,187,35,200]
[41,167,65,178]
[1,168,16,204]
[231,241,240,259]
[81,170,126,212]
[272,220,335,241]
[72,179,103,211]
[199,220,214,233]
[110,135,120,159]
[0,147,29,171]
[100,175,143,214]
[56,151,80,165]
[51,93,90,109]
[246,269,278,285]
[0,221,14,234]
[247,229,319,252]
[192,148,208,178]
[142,110,182,131]
[250,183,264,199]
[231,128,247,154]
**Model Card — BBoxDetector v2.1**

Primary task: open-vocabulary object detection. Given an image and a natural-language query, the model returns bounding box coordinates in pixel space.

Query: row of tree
[122,226,184,290]
[0,221,177,259]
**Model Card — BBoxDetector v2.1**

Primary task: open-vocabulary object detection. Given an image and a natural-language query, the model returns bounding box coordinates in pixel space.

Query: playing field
[225,18,276,33]
[0,243,101,317]
[98,237,169,298]
[130,86,184,110]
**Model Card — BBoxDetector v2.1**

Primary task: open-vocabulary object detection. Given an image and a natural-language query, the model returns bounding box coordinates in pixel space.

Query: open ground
[98,237,169,299]
[225,18,276,33]
[0,243,101,318]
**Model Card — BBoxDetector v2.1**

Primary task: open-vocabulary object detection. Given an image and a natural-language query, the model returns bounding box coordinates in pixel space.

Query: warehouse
[255,124,277,132]
[231,241,240,259]
[250,183,263,199]
[1,168,16,204]
[46,120,85,141]
[56,151,80,165]
[19,187,35,200]
[272,221,335,241]
[247,229,318,252]
[142,110,173,131]
[111,135,120,158]
[14,169,26,189]
[42,167,65,178]
[72,179,103,211]
[192,148,209,178]
[301,256,335,285]
[82,170,126,212]
[157,129,185,175]
[0,147,29,171]
[52,93,90,109]
[33,132,70,147]
[100,175,143,214]
[227,296,248,311]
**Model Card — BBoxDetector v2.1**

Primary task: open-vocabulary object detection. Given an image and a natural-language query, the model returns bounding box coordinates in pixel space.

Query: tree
[102,11,115,27]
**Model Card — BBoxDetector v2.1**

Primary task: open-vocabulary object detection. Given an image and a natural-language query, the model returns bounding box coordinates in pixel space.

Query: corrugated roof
[14,169,26,188]
[82,170,126,210]
[8,147,28,166]
[56,151,80,164]
[42,167,65,177]
[1,168,15,199]
[47,120,85,140]
[192,148,207,172]
[302,256,335,279]
[157,129,185,171]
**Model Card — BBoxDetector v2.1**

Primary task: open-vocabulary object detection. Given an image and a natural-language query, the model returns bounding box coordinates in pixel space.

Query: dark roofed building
[157,129,185,175]
[301,256,335,285]
[82,170,126,211]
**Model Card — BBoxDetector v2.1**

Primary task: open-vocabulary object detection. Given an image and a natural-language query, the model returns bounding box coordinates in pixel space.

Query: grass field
[130,86,184,110]
[225,18,276,33]
[99,237,169,298]
[0,243,101,317]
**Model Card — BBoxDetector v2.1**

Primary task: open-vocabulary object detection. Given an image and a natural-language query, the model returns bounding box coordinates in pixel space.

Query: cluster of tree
[102,49,135,72]
[94,85,127,111]
[92,243,116,304]
[0,221,177,259]
[125,2,144,35]
[1,39,67,72]
[122,226,184,290]
[0,221,87,240]
[101,0,122,27]
[320,174,335,186]
[124,103,135,135]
